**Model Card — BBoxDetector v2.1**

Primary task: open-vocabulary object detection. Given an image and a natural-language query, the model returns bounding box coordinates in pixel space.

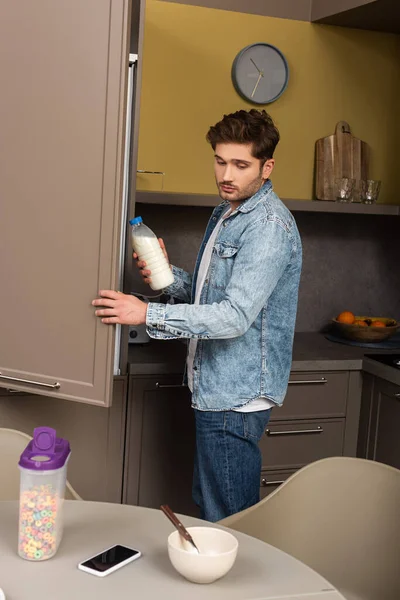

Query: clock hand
[250,58,262,73]
[251,71,263,98]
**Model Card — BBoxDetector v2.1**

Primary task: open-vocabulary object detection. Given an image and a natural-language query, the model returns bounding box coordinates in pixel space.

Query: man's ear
[262,159,275,179]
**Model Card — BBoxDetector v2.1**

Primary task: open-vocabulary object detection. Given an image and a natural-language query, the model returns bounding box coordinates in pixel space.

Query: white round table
[0,501,346,600]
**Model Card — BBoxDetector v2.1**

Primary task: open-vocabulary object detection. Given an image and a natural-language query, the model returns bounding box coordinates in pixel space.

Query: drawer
[260,418,345,470]
[260,469,297,500]
[271,371,349,421]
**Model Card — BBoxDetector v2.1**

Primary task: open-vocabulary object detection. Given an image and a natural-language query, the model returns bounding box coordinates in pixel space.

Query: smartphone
[78,544,142,577]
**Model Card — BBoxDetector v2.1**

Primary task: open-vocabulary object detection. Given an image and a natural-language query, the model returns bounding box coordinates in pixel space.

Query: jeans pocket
[244,409,272,441]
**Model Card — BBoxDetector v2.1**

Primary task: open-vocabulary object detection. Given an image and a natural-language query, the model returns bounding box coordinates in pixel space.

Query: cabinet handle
[288,378,327,385]
[155,382,187,389]
[261,478,285,487]
[395,393,400,399]
[0,373,60,390]
[266,426,323,436]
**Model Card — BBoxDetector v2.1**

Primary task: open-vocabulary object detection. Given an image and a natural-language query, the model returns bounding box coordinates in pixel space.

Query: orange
[371,320,386,328]
[337,311,355,324]
[354,320,368,327]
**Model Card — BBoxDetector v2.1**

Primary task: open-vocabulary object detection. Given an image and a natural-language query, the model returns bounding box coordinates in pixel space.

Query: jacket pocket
[214,242,239,258]
[211,242,239,291]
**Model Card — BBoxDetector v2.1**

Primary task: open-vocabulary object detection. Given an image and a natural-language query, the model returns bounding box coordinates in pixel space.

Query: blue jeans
[192,408,272,522]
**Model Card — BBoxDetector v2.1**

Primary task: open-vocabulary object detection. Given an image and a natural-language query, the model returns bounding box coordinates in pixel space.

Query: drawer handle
[155,383,187,389]
[0,373,60,390]
[266,426,323,436]
[261,478,285,487]
[288,378,327,385]
[395,393,400,399]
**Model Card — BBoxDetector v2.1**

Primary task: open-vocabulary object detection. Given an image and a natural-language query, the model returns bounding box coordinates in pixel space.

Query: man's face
[214,143,274,205]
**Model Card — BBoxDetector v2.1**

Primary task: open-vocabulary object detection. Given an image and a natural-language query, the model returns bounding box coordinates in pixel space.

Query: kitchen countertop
[128,332,400,386]
[362,355,400,387]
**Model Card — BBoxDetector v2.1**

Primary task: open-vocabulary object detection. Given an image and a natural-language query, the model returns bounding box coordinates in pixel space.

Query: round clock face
[232,43,289,105]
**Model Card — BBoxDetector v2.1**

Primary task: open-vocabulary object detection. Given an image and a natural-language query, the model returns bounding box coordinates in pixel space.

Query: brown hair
[206,109,280,161]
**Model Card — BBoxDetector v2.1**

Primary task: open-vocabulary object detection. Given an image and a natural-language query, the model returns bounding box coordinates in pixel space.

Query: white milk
[130,216,174,291]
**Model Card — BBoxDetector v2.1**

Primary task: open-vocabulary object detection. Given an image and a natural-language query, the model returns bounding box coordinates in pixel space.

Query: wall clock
[231,43,289,105]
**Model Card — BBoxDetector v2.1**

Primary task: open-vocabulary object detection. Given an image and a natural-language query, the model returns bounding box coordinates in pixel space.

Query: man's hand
[133,238,171,285]
[92,290,147,325]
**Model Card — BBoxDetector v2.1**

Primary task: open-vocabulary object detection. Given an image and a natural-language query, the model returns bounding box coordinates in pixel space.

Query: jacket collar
[236,179,273,213]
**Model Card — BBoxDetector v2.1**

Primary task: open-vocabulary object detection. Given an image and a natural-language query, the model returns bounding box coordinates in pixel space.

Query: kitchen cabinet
[259,370,362,498]
[0,0,144,406]
[124,375,198,517]
[358,374,400,469]
[124,366,362,510]
[261,419,345,471]
[311,0,375,20]
[271,371,349,421]
[0,378,127,501]
[311,0,400,34]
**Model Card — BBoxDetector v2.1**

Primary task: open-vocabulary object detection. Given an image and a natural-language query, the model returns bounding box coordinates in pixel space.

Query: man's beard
[217,174,264,202]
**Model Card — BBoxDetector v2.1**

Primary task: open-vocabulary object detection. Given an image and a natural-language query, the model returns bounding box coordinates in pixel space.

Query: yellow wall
[137,1,400,203]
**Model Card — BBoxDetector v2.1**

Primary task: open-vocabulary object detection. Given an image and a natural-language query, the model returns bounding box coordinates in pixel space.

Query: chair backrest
[0,428,81,500]
[220,457,400,600]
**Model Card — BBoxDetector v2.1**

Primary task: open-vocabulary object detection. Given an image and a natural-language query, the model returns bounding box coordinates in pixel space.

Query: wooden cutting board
[315,121,369,200]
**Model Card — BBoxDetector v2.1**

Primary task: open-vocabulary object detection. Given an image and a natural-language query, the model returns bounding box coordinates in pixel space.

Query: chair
[0,427,82,501]
[219,457,400,600]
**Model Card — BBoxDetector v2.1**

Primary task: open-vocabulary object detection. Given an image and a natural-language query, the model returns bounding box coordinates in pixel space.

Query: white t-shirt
[187,209,274,413]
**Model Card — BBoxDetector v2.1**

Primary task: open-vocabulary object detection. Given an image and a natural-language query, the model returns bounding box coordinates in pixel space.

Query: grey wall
[132,203,400,332]
[294,212,400,331]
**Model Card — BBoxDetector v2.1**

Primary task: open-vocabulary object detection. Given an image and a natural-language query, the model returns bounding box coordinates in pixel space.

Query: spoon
[160,504,200,554]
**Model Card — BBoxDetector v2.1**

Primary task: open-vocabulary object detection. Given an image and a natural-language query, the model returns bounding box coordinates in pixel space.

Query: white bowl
[167,526,238,584]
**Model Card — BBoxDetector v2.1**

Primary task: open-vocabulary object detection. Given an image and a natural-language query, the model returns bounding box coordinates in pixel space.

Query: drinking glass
[360,179,381,204]
[335,177,355,203]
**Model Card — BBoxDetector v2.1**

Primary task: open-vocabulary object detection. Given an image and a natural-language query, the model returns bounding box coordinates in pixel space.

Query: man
[93,109,302,522]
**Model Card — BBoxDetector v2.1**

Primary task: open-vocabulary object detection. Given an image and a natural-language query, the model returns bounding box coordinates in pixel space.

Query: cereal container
[18,427,71,561]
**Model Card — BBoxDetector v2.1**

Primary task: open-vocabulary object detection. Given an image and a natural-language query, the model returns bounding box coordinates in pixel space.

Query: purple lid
[18,427,70,471]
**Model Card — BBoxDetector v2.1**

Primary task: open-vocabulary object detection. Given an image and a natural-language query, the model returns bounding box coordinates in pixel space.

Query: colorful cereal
[18,484,60,560]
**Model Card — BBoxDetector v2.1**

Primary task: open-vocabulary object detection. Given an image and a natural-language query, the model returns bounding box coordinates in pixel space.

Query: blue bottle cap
[129,216,143,226]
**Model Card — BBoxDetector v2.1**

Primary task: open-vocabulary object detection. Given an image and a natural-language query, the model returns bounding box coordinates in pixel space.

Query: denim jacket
[146,180,302,411]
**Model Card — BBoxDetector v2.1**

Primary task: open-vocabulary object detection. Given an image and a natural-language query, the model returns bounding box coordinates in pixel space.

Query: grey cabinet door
[0,1,132,406]
[260,418,345,470]
[369,378,400,470]
[274,371,349,420]
[124,376,198,517]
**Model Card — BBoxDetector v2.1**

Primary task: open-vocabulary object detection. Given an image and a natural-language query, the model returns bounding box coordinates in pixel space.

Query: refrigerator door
[114,54,138,375]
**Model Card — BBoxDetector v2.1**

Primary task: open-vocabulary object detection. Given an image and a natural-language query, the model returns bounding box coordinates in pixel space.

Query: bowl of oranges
[332,312,399,342]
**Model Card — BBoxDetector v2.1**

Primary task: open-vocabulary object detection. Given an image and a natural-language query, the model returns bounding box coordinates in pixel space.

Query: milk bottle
[130,217,174,290]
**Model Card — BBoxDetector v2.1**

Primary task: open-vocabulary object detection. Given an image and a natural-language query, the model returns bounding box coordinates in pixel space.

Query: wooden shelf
[136,191,400,215]
[284,199,400,215]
